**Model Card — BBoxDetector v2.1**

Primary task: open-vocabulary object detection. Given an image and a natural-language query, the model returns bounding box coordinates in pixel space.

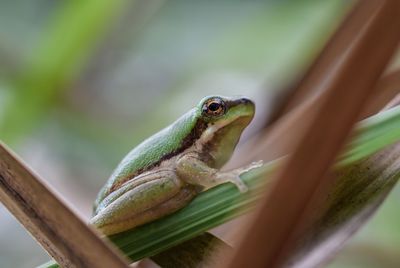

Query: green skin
[90,95,261,235]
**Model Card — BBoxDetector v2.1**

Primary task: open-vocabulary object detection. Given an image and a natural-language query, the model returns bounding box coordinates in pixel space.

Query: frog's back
[95,108,203,208]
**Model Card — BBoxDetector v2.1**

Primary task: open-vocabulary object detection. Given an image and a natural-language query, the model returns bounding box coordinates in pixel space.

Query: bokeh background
[1,1,399,267]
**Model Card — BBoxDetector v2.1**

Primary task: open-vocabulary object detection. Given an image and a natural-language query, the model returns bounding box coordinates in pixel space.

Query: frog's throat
[197,116,238,146]
[194,116,249,168]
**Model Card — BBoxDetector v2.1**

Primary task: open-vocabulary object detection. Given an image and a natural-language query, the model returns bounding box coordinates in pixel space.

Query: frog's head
[195,95,255,167]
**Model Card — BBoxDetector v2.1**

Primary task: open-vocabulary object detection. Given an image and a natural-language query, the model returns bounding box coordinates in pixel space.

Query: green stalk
[339,106,400,167]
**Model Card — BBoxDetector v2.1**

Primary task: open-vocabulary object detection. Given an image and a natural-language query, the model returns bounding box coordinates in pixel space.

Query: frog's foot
[220,160,263,193]
[176,153,264,194]
[214,172,247,192]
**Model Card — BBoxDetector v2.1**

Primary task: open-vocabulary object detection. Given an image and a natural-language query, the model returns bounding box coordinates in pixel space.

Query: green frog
[90,95,261,235]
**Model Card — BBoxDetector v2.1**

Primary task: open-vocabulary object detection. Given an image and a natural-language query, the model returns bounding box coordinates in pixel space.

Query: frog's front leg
[176,153,262,193]
[90,169,197,235]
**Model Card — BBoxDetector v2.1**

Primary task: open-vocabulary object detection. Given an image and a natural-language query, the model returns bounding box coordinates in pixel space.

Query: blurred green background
[1,1,399,267]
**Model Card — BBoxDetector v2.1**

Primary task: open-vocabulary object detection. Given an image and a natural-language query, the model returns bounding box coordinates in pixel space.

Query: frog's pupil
[209,102,220,111]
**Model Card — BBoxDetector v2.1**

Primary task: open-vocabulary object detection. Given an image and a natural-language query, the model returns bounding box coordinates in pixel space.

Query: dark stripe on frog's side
[112,119,207,190]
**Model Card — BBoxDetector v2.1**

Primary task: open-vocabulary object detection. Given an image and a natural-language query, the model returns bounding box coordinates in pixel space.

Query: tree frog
[90,95,262,235]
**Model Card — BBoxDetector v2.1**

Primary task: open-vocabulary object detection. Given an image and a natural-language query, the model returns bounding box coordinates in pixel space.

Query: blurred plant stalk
[0,0,131,144]
[0,142,130,268]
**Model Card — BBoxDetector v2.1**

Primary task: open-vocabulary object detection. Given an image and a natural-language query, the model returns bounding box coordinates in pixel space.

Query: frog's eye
[202,97,226,117]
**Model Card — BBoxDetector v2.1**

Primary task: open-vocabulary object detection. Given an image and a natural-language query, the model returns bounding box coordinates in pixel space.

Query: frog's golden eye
[202,98,226,117]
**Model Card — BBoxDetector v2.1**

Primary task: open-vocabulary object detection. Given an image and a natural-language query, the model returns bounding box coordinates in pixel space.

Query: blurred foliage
[2,0,400,268]
[1,0,130,142]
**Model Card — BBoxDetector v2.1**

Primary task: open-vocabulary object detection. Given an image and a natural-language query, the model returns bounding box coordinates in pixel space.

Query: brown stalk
[0,143,129,268]
[225,1,400,268]
[245,1,400,164]
[244,1,386,163]
[273,0,375,118]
